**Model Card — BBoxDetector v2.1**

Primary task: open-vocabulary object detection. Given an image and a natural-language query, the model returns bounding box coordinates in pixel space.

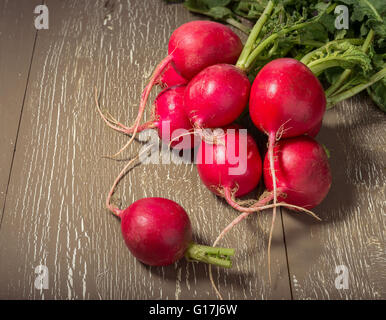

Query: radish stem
[185,243,234,268]
[236,0,274,70]
[327,67,386,108]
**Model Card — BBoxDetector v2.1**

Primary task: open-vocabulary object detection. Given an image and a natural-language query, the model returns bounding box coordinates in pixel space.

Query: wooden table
[0,0,384,300]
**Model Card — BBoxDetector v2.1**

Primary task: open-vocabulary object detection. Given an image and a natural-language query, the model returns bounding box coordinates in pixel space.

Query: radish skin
[196,126,262,201]
[169,21,242,80]
[263,136,332,210]
[156,63,188,88]
[184,64,251,128]
[249,58,326,139]
[306,120,322,138]
[96,85,196,153]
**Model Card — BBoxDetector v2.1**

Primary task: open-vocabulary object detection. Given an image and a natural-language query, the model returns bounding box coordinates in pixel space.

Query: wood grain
[0,0,40,221]
[0,0,290,299]
[1,0,384,301]
[283,95,386,299]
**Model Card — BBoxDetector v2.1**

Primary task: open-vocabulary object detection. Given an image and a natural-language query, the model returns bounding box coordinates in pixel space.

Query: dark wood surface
[0,0,384,300]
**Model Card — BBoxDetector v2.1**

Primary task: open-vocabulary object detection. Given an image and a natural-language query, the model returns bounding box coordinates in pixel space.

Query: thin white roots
[167,130,199,150]
[209,200,320,300]
[106,144,154,217]
[267,132,277,284]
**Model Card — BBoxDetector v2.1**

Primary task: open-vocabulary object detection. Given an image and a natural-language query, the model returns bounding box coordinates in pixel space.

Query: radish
[209,135,330,298]
[195,126,321,213]
[125,21,242,149]
[152,85,195,150]
[306,120,322,138]
[196,125,264,204]
[105,150,235,267]
[184,64,251,129]
[96,85,196,154]
[248,57,326,278]
[263,135,332,210]
[168,21,242,80]
[156,63,187,88]
[249,58,326,139]
[249,58,326,207]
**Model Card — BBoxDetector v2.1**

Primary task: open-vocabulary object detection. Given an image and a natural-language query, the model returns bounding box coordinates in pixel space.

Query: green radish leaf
[335,29,348,40]
[207,6,233,19]
[367,52,386,112]
[300,22,329,42]
[302,41,373,75]
[232,1,266,19]
[339,0,386,47]
[324,66,346,85]
[204,0,232,7]
[184,0,232,19]
[367,78,386,112]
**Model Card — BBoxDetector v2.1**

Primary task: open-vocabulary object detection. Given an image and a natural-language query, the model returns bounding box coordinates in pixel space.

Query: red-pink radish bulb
[263,136,332,209]
[249,58,326,138]
[128,21,242,147]
[196,126,262,197]
[306,120,322,138]
[157,64,188,88]
[154,85,196,149]
[120,198,192,266]
[185,64,251,128]
[169,21,242,80]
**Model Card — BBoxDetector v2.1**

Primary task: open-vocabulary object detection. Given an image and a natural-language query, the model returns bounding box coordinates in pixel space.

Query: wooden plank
[283,95,386,299]
[0,0,40,221]
[0,0,290,299]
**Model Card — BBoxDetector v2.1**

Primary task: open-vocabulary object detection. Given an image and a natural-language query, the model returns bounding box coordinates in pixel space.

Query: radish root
[125,55,174,152]
[210,186,321,299]
[95,87,157,135]
[106,145,154,218]
[95,55,172,158]
[267,131,277,283]
[167,129,200,150]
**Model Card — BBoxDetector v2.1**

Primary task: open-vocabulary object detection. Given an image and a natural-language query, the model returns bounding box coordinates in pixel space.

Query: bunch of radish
[95,20,248,270]
[96,19,332,298]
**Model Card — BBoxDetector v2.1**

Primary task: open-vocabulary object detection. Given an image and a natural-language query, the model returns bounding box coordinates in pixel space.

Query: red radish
[208,136,330,298]
[184,64,251,129]
[196,126,267,207]
[96,85,196,153]
[121,197,191,266]
[217,136,330,270]
[168,21,243,80]
[306,120,322,138]
[263,135,332,209]
[195,126,320,217]
[248,58,326,280]
[154,85,196,149]
[126,21,242,150]
[156,64,188,88]
[106,150,235,267]
[209,137,330,293]
[249,58,326,139]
